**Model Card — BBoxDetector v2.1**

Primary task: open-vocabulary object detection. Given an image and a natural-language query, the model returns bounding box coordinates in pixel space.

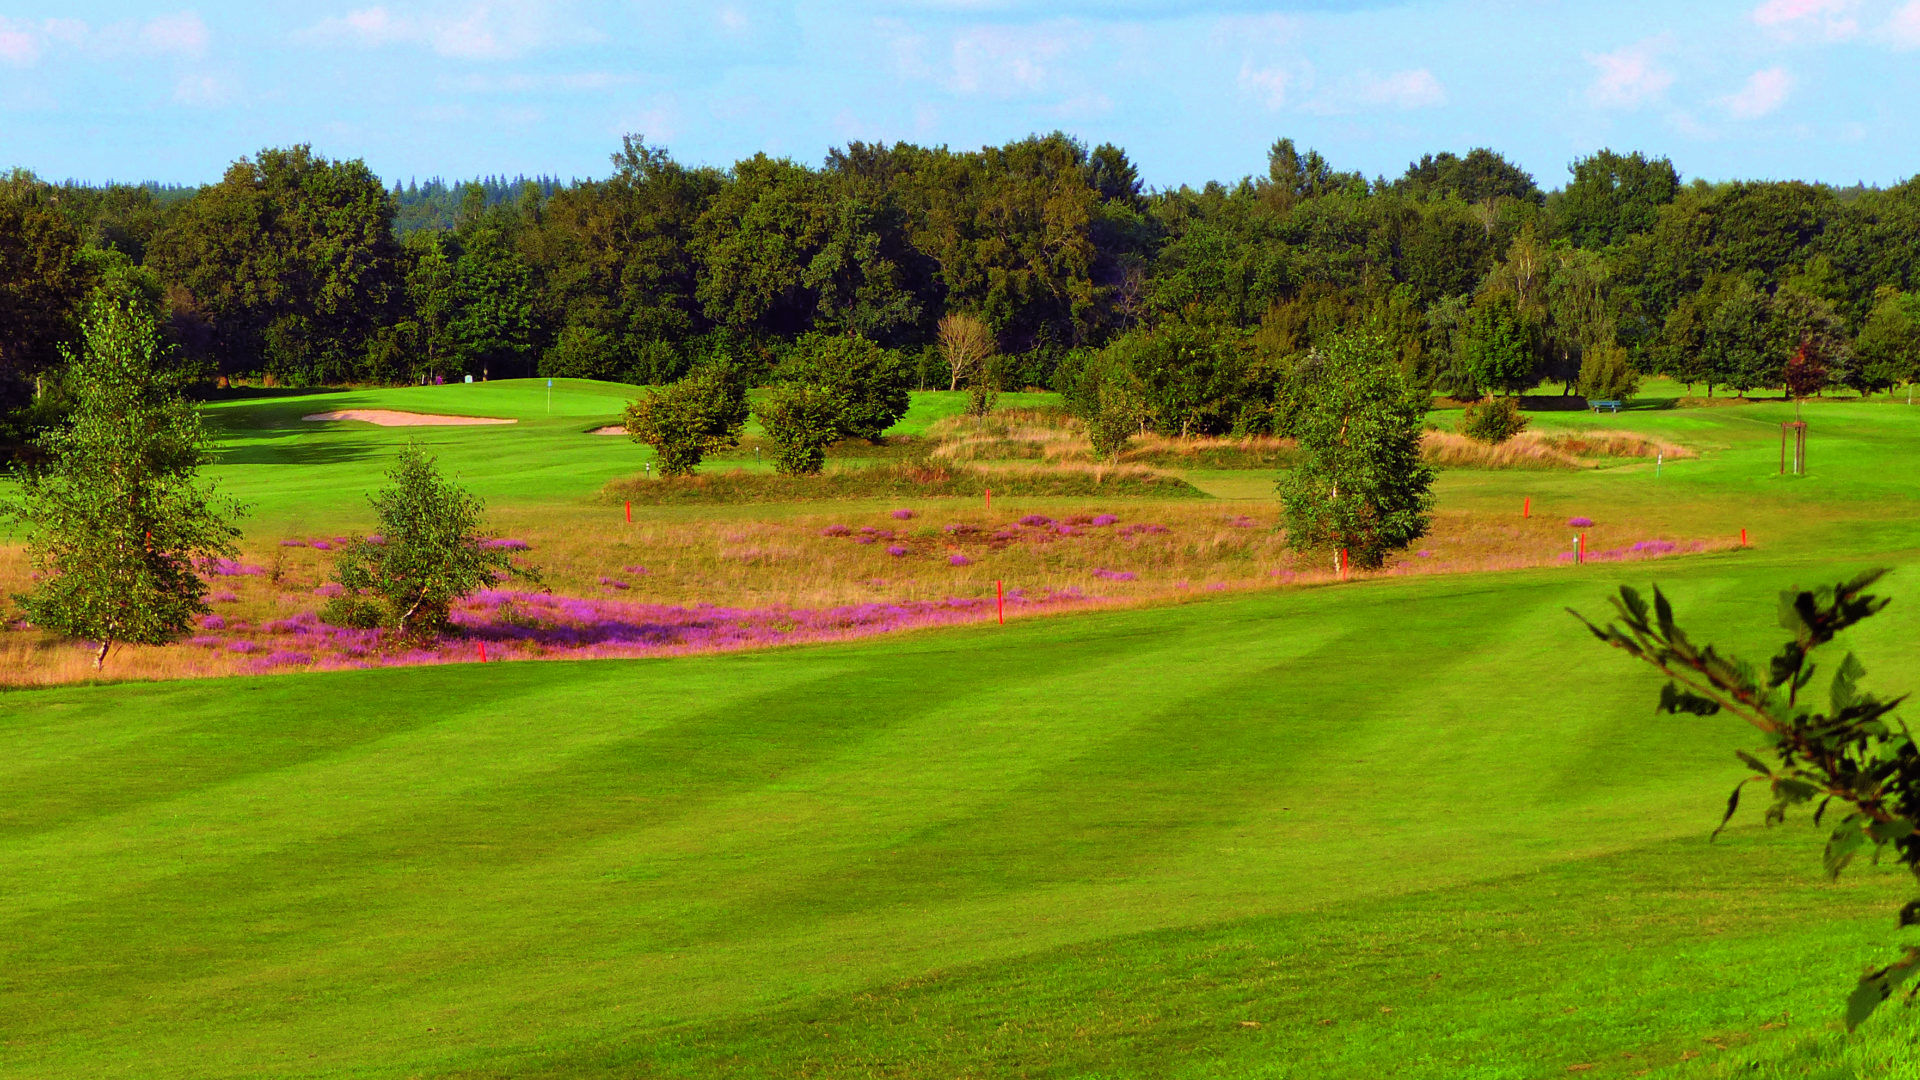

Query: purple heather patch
[854,536,877,545]
[199,557,264,578]
[1568,517,1595,528]
[891,509,915,520]
[1018,514,1054,527]
[887,545,909,557]
[209,590,238,603]
[1558,539,1702,564]
[1091,514,1120,527]
[599,577,631,590]
[623,565,650,575]
[1091,568,1136,582]
[948,553,971,567]
[482,538,530,551]
[822,525,852,537]
[279,539,306,547]
[199,614,226,630]
[310,540,333,551]
[228,640,258,654]
[313,583,343,598]
[189,635,222,648]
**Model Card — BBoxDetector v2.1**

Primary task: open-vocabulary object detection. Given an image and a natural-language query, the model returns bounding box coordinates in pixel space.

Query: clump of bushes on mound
[603,461,1207,505]
[1458,396,1529,444]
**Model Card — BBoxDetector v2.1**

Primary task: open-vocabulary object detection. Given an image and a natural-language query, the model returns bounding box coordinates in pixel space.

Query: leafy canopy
[1279,330,1435,570]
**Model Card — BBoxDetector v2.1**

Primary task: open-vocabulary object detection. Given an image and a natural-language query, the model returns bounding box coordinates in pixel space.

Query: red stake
[1579,532,1587,565]
[1339,548,1349,581]
[985,487,992,512]
[479,641,488,663]
[1741,528,1748,548]
[1523,496,1530,519]
[625,500,632,524]
[997,580,1004,625]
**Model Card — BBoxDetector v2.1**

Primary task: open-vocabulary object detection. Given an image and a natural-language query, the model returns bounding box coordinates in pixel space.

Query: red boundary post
[479,641,487,663]
[1523,496,1530,519]
[985,487,992,512]
[997,580,1004,625]
[1579,533,1586,565]
[625,500,632,524]
[1339,549,1349,581]
[1741,528,1748,548]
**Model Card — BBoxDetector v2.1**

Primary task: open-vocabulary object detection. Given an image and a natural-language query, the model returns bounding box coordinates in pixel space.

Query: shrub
[965,377,998,419]
[782,333,912,443]
[754,383,848,476]
[1459,396,1530,445]
[622,362,749,477]
[1577,343,1639,402]
[326,443,540,640]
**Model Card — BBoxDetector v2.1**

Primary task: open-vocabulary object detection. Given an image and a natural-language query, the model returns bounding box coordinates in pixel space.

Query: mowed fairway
[5,384,1920,1077]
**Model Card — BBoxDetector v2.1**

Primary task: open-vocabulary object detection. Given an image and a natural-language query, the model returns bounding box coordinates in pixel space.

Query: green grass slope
[5,388,1920,1076]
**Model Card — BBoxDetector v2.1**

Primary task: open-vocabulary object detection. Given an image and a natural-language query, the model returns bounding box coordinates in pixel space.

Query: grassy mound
[602,460,1207,504]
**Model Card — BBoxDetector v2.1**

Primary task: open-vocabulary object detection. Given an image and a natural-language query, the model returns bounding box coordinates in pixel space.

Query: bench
[1590,400,1622,413]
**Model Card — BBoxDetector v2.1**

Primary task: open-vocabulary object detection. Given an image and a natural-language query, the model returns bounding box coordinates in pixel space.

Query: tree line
[5,134,1920,451]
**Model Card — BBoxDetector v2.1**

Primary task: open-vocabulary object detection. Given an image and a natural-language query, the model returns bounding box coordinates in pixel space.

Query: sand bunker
[591,425,625,435]
[303,410,517,427]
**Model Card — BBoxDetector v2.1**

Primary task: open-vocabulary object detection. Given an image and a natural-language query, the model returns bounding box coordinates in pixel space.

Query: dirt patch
[303,410,517,427]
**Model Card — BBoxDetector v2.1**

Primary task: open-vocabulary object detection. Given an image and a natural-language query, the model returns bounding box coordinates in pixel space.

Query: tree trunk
[93,638,111,671]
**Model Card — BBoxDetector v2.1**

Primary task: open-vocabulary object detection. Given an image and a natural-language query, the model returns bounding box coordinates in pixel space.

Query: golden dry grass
[1420,429,1695,470]
[0,501,1729,687]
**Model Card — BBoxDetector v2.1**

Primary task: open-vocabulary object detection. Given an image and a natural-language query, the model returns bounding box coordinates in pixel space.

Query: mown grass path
[4,383,1920,1076]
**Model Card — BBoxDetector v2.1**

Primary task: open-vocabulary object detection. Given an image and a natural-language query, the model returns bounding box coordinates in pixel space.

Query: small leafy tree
[622,362,749,477]
[938,312,997,392]
[326,443,537,639]
[1280,331,1435,570]
[965,372,998,419]
[754,383,846,476]
[1458,395,1529,444]
[7,285,245,669]
[1575,342,1639,402]
[782,333,911,442]
[1573,570,1920,1029]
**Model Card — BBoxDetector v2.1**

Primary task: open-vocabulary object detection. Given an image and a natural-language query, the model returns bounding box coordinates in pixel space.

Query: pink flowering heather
[854,536,877,545]
[482,538,530,551]
[1120,523,1169,536]
[279,539,306,548]
[948,553,971,567]
[1229,515,1260,528]
[208,590,238,603]
[887,545,909,557]
[198,557,264,577]
[891,509,915,520]
[1019,514,1054,527]
[599,577,631,590]
[310,540,333,551]
[313,583,343,598]
[199,614,226,630]
[1558,539,1700,564]
[189,635,222,648]
[1090,568,1136,582]
[623,565,650,575]
[1568,517,1594,528]
[1091,514,1119,527]
[228,640,257,654]
[822,525,852,537]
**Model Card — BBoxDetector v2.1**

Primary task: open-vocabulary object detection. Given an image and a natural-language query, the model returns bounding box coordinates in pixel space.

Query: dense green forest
[4,133,1919,451]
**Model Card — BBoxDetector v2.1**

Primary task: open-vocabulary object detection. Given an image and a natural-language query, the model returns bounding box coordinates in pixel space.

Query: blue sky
[3,0,1917,191]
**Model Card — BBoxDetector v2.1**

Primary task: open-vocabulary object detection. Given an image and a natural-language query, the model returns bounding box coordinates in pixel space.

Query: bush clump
[622,362,749,477]
[1459,396,1530,445]
[754,383,848,476]
[324,443,540,639]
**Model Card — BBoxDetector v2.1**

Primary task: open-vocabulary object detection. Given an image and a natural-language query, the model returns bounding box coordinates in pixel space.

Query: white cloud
[174,71,232,106]
[944,21,1086,96]
[1889,0,1920,47]
[1352,68,1444,110]
[1236,60,1293,110]
[301,3,592,61]
[1584,35,1673,109]
[142,12,209,58]
[0,18,39,65]
[1721,66,1794,118]
[1751,0,1860,41]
